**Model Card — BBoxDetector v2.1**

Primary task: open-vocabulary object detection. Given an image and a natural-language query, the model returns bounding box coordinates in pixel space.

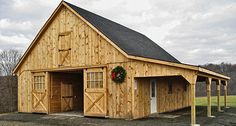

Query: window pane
[87,81,90,88]
[98,72,103,81]
[86,72,103,89]
[87,73,90,81]
[34,76,45,91]
[100,81,103,88]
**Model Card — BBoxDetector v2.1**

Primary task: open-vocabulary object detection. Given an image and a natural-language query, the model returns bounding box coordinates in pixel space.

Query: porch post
[224,81,228,108]
[206,77,212,117]
[216,80,221,112]
[191,83,196,125]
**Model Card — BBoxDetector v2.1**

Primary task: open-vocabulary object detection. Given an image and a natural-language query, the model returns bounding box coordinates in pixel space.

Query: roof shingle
[65,1,180,63]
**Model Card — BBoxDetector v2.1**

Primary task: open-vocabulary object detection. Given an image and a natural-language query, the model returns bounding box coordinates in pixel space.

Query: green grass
[196,95,236,107]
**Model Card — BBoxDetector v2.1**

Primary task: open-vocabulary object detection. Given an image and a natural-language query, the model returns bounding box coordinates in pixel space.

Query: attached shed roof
[65,2,180,63]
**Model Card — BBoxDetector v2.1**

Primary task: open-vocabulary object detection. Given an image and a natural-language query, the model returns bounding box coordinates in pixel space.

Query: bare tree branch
[0,49,22,76]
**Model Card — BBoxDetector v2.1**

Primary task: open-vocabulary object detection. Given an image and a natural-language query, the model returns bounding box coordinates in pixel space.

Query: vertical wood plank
[206,77,212,117]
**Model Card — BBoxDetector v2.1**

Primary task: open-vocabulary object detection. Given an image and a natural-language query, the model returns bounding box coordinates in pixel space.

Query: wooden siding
[130,60,197,84]
[16,6,128,73]
[130,60,196,119]
[133,78,150,118]
[133,76,191,119]
[16,4,198,119]
[156,77,191,113]
[16,5,129,117]
[107,62,132,118]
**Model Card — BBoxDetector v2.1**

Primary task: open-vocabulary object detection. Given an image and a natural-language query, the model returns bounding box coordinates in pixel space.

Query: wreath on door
[111,66,127,83]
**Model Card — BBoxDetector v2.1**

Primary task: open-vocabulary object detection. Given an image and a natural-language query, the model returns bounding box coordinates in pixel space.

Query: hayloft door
[32,72,49,113]
[150,79,157,113]
[58,31,72,67]
[84,68,107,117]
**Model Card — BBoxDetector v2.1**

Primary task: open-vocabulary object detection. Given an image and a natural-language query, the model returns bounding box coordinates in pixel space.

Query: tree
[0,49,22,76]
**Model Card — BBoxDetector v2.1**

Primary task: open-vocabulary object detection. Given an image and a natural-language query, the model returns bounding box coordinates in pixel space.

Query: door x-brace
[62,96,73,111]
[32,92,47,111]
[85,93,104,113]
[59,50,70,66]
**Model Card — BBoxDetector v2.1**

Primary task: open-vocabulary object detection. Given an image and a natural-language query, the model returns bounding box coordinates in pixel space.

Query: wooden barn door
[84,68,107,117]
[32,72,49,113]
[58,31,71,67]
[61,82,73,111]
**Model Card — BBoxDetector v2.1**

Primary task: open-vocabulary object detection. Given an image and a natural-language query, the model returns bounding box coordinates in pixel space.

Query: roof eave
[128,55,230,80]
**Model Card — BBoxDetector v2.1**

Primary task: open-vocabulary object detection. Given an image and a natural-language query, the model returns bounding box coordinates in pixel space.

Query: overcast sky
[0,0,235,65]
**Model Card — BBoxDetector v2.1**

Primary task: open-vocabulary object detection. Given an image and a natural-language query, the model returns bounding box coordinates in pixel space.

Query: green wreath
[111,66,127,83]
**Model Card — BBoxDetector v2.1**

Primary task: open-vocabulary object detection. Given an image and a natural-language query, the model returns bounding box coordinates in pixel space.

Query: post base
[191,124,200,126]
[208,116,215,118]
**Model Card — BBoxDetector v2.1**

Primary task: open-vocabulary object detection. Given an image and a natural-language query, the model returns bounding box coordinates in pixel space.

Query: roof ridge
[64,1,147,37]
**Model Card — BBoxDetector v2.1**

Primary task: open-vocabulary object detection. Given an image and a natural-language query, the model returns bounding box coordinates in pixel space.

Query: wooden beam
[198,68,230,80]
[31,64,107,73]
[46,72,50,114]
[197,73,228,82]
[216,80,221,112]
[224,81,228,108]
[191,83,196,125]
[206,77,212,117]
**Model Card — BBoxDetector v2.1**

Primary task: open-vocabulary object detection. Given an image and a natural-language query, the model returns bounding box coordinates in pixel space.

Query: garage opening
[49,70,84,116]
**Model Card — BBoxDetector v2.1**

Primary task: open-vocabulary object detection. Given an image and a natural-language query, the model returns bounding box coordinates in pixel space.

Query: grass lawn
[196,95,236,107]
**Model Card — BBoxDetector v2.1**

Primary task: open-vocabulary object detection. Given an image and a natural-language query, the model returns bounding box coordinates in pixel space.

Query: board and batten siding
[129,60,195,119]
[17,6,131,117]
[133,77,191,119]
[16,4,196,119]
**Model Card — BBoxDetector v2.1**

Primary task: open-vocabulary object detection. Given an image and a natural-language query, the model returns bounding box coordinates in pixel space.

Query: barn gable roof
[64,1,180,63]
[12,1,230,80]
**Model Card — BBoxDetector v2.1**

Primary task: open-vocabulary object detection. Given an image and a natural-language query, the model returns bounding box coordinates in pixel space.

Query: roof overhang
[128,55,230,81]
[12,1,230,82]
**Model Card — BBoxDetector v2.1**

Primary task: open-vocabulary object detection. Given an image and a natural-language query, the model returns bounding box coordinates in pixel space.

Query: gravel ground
[0,106,235,126]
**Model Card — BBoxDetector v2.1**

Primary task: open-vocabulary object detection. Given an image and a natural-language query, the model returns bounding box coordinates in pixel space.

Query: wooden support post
[191,83,196,125]
[206,77,212,117]
[216,80,221,112]
[224,81,228,108]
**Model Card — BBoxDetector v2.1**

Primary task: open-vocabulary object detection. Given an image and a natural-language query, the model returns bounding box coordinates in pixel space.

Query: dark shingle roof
[65,1,180,63]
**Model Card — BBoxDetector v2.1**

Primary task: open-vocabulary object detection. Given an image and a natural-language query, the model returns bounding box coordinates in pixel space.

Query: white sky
[0,0,236,65]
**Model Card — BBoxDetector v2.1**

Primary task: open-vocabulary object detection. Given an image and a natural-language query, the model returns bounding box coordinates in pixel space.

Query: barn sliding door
[84,68,107,117]
[58,31,71,67]
[32,72,49,113]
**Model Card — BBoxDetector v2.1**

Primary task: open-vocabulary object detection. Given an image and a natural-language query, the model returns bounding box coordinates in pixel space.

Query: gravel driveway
[0,107,235,126]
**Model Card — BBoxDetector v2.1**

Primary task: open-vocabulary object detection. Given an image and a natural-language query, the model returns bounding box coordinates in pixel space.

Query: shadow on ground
[0,106,236,126]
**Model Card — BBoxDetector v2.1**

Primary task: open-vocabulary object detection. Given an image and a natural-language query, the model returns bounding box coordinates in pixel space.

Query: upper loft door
[84,68,107,117]
[150,79,157,113]
[58,31,72,67]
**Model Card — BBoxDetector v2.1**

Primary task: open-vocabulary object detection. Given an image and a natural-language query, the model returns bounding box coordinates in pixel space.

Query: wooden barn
[13,1,230,125]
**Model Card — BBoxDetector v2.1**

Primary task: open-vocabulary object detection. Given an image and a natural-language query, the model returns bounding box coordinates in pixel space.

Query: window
[151,81,156,97]
[34,75,45,91]
[87,72,103,88]
[168,81,173,94]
